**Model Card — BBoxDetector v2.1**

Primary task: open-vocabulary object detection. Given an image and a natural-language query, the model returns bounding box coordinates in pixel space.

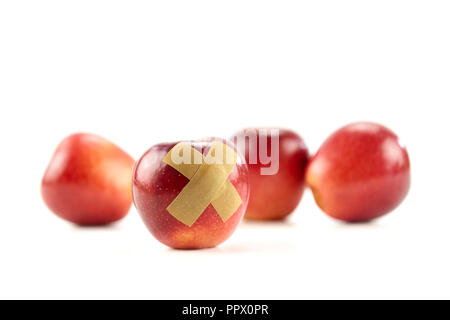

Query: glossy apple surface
[132,139,249,249]
[232,128,309,220]
[306,122,411,222]
[41,133,135,225]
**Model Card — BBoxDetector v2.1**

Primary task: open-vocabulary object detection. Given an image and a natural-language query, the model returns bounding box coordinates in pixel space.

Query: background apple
[232,128,309,220]
[306,122,411,222]
[132,138,249,249]
[41,133,135,225]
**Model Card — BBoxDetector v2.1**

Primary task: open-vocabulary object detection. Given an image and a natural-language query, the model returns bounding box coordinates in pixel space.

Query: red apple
[231,128,309,220]
[306,122,411,222]
[41,133,135,225]
[132,138,249,249]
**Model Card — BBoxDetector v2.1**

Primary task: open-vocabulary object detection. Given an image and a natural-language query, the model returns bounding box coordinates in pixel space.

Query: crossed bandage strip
[163,142,242,227]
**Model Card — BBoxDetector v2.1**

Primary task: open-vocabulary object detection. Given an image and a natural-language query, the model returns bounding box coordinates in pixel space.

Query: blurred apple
[132,138,249,249]
[41,133,135,225]
[232,128,309,220]
[306,122,411,222]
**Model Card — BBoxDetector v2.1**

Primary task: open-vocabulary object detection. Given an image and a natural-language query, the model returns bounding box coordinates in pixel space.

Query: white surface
[0,1,449,299]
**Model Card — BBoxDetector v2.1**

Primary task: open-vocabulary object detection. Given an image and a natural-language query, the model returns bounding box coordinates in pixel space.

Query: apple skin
[232,128,309,220]
[132,139,249,249]
[41,133,135,225]
[306,122,411,222]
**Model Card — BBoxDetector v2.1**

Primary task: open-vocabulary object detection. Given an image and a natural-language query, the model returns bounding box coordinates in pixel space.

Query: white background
[0,1,449,299]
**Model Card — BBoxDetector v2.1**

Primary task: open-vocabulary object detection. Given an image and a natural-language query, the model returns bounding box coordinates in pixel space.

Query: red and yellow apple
[41,133,135,225]
[132,138,249,249]
[306,122,411,222]
[231,128,309,220]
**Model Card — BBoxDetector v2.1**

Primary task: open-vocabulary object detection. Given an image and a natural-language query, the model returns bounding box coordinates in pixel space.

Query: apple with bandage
[132,138,249,249]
